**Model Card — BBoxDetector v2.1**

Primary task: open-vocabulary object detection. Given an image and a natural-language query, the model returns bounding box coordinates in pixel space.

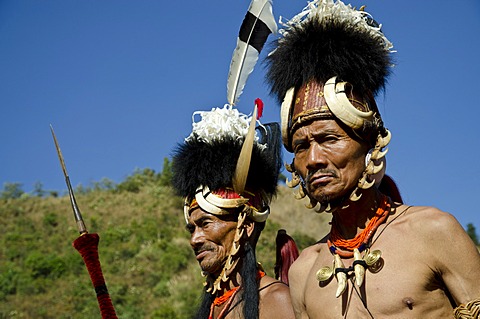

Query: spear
[50,125,118,319]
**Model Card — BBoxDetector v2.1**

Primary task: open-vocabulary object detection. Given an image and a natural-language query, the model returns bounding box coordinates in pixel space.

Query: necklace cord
[340,204,413,319]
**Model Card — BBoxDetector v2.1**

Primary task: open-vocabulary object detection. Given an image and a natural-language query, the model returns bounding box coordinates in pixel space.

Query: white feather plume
[227,0,277,106]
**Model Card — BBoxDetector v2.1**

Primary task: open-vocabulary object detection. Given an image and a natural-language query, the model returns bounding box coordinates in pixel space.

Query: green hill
[0,176,330,319]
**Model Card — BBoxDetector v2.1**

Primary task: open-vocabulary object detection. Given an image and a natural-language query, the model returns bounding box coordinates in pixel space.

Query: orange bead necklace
[328,194,391,258]
[208,270,265,319]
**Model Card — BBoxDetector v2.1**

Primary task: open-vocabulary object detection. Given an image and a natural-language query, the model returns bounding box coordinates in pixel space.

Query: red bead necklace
[208,270,266,319]
[328,194,391,258]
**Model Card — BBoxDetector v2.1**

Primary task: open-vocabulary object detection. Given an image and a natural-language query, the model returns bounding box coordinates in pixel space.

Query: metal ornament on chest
[316,248,383,297]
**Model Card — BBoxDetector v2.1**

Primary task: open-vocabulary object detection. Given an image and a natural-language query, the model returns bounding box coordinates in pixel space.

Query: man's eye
[293,142,308,153]
[186,224,195,234]
[324,135,339,142]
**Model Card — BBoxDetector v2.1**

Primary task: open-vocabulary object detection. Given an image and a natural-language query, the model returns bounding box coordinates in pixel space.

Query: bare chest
[302,240,454,318]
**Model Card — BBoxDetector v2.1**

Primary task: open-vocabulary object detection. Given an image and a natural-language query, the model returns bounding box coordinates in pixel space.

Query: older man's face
[292,119,368,204]
[186,208,237,275]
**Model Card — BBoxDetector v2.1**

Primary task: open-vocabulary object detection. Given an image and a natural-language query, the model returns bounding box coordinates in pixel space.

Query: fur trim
[172,123,282,201]
[265,1,394,102]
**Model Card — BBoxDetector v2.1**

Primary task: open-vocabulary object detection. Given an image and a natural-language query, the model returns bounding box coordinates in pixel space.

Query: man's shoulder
[296,242,322,262]
[260,276,289,295]
[259,276,295,318]
[396,204,459,231]
[289,242,323,277]
[389,204,467,246]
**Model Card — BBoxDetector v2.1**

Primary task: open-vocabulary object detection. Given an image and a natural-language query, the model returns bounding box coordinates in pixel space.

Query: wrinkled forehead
[188,206,237,222]
[291,117,348,141]
[292,81,332,124]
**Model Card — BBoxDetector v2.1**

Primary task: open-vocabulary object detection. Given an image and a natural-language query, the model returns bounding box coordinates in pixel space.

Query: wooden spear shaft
[50,125,118,319]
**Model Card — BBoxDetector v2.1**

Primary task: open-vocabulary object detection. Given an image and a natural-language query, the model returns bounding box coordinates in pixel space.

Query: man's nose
[190,228,204,248]
[306,142,327,170]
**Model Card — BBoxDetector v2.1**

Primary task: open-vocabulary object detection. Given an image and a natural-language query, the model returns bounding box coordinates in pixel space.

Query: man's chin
[306,189,332,204]
[307,185,353,205]
[199,262,223,276]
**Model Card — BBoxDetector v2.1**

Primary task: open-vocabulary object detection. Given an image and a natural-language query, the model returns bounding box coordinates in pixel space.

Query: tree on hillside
[1,182,24,199]
[159,158,173,186]
[33,181,45,197]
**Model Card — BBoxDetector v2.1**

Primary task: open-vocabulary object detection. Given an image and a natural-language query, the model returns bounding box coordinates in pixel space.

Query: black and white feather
[227,0,277,106]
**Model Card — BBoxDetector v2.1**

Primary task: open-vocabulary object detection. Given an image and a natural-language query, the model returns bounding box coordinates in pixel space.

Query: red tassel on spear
[50,125,118,319]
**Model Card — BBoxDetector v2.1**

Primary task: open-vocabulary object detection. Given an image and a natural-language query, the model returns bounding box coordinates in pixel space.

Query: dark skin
[187,208,295,319]
[288,119,480,318]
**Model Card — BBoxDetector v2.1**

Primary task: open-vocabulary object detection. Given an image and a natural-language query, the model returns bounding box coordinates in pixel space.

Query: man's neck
[331,188,382,239]
[210,270,242,296]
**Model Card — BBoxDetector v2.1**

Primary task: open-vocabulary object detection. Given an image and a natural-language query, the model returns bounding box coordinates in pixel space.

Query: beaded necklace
[208,287,240,319]
[327,194,391,258]
[208,270,266,319]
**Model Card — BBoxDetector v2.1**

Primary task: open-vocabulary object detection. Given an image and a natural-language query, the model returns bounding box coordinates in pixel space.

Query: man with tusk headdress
[171,104,295,319]
[265,0,480,318]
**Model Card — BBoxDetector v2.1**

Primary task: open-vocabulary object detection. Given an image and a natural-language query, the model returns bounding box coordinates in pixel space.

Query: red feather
[255,98,264,119]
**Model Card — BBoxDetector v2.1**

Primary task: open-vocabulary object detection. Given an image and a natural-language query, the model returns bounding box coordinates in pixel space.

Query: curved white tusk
[358,175,375,189]
[365,160,384,175]
[214,280,221,292]
[286,175,300,188]
[354,248,365,287]
[324,77,373,130]
[294,188,306,200]
[195,188,230,215]
[324,203,333,213]
[250,207,270,223]
[377,130,392,148]
[233,228,244,242]
[183,198,191,223]
[349,189,362,201]
[231,244,240,257]
[285,162,294,173]
[315,202,332,213]
[371,161,384,174]
[281,87,295,150]
[370,148,388,160]
[204,191,249,209]
[233,105,257,194]
[225,255,234,271]
[305,198,318,209]
[334,254,347,298]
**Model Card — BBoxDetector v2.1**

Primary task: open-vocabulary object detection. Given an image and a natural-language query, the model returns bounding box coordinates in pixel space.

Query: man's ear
[243,218,255,238]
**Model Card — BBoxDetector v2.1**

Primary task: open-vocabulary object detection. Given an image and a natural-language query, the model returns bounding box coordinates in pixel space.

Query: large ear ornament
[184,198,191,223]
[250,207,270,222]
[377,129,392,148]
[204,188,249,208]
[286,173,301,188]
[365,160,384,175]
[324,77,373,129]
[280,87,295,150]
[195,186,230,216]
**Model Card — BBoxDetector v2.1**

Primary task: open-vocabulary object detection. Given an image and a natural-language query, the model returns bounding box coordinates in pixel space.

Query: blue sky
[1,0,480,230]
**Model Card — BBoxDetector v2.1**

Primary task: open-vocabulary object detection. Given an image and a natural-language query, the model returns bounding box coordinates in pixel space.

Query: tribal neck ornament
[316,194,391,297]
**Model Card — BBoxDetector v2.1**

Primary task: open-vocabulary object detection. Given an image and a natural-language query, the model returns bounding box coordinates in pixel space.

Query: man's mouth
[194,247,213,261]
[195,251,208,261]
[307,170,336,186]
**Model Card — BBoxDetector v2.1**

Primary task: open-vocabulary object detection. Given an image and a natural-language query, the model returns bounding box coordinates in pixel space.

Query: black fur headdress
[172,108,282,203]
[266,0,394,103]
